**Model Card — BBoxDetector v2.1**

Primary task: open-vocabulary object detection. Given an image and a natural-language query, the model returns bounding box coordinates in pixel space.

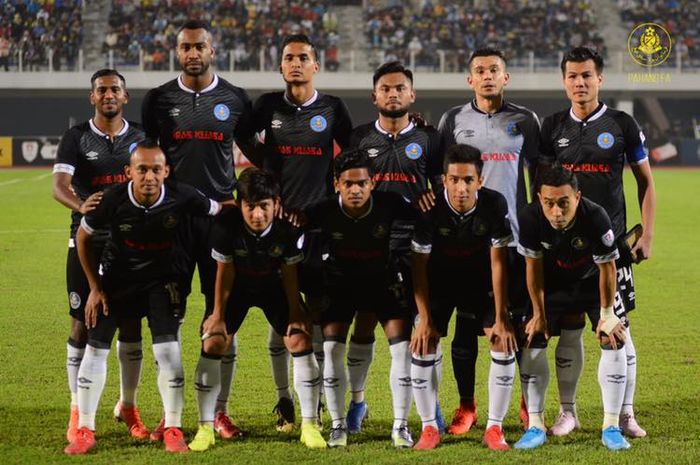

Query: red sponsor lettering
[555,255,590,269]
[373,172,417,183]
[275,145,323,156]
[91,173,128,187]
[481,152,517,161]
[561,163,611,173]
[123,239,173,251]
[172,130,224,141]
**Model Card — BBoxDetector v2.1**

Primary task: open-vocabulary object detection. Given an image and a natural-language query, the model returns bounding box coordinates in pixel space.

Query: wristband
[599,306,620,335]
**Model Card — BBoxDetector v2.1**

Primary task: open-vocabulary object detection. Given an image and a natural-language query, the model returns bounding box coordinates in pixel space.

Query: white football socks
[66,342,85,406]
[347,338,375,404]
[486,351,516,428]
[519,347,549,430]
[556,328,584,416]
[389,340,411,429]
[216,334,237,414]
[117,340,143,408]
[293,350,321,422]
[153,341,185,428]
[411,351,438,429]
[77,345,109,430]
[194,354,221,424]
[621,326,637,416]
[323,340,347,428]
[268,326,292,401]
[599,347,626,429]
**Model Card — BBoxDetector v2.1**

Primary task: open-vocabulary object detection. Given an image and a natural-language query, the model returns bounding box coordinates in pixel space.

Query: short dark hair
[178,19,210,35]
[443,144,483,176]
[535,161,579,192]
[334,149,373,179]
[373,61,413,87]
[90,69,126,89]
[133,138,162,152]
[237,167,280,203]
[281,34,318,61]
[560,46,604,75]
[467,48,507,70]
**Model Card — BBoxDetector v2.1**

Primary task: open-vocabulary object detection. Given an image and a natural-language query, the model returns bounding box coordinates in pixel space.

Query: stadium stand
[0,0,83,71]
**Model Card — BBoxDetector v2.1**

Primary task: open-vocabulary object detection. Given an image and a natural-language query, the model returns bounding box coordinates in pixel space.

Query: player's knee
[560,313,585,330]
[70,318,88,344]
[599,333,625,350]
[117,319,142,342]
[202,334,229,355]
[285,332,312,354]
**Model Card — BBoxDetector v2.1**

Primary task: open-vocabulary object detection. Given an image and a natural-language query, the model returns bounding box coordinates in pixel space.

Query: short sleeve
[411,211,434,254]
[210,210,236,263]
[618,113,649,165]
[81,188,115,234]
[589,204,620,264]
[53,128,81,176]
[282,225,304,265]
[490,192,513,248]
[332,98,353,149]
[517,205,543,259]
[538,115,556,161]
[141,88,160,140]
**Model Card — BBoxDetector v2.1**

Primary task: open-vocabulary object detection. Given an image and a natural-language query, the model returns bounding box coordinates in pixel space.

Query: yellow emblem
[627,23,672,67]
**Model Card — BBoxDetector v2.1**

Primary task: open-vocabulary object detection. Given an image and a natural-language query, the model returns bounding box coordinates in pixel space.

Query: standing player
[247,34,353,431]
[189,168,325,451]
[515,163,630,451]
[539,47,655,438]
[344,61,441,433]
[142,19,254,440]
[65,142,228,455]
[308,150,415,448]
[52,69,146,443]
[410,144,516,451]
[437,48,541,433]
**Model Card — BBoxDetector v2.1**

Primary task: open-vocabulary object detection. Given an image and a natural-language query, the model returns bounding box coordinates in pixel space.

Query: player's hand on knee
[524,315,548,348]
[202,314,227,341]
[85,289,109,329]
[490,320,518,354]
[410,321,437,356]
[78,191,103,215]
[287,320,311,338]
[596,320,626,350]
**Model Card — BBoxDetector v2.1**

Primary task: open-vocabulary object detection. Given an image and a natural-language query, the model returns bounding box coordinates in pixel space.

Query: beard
[378,107,409,118]
[182,60,210,77]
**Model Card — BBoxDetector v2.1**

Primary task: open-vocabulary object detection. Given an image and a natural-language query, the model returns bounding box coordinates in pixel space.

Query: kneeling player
[308,149,415,448]
[190,168,325,451]
[66,141,226,455]
[515,163,630,450]
[410,144,517,450]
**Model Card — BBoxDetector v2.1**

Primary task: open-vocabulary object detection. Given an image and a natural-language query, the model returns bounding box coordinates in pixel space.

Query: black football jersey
[307,191,415,281]
[411,187,512,290]
[517,196,620,289]
[53,119,145,238]
[82,180,220,283]
[539,103,649,238]
[210,210,303,293]
[142,74,254,201]
[252,91,353,211]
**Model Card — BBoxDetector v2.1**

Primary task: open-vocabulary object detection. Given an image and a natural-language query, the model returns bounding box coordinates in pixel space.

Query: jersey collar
[338,194,374,220]
[470,99,506,115]
[89,118,129,138]
[374,119,415,137]
[128,181,166,210]
[283,89,319,108]
[444,188,478,218]
[244,222,273,238]
[569,102,607,123]
[177,74,219,94]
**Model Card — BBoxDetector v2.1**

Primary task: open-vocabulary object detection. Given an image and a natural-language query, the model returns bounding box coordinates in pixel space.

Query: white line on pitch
[0,228,65,234]
[0,179,20,187]
[32,172,52,181]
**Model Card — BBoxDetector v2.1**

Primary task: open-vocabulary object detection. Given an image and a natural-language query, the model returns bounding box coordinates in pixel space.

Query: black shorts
[322,279,410,326]
[205,285,291,337]
[429,285,495,337]
[66,241,105,321]
[174,215,217,306]
[88,280,183,348]
[299,230,325,299]
[538,276,599,336]
[507,247,528,315]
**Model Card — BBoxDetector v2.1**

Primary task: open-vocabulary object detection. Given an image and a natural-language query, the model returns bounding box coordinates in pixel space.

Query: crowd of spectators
[104,0,339,71]
[365,0,606,72]
[619,0,699,68]
[0,0,83,71]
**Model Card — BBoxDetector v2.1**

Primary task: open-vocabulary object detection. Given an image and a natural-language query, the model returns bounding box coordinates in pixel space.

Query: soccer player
[345,60,442,434]
[539,46,655,438]
[142,19,254,440]
[247,34,353,431]
[307,149,415,448]
[515,162,630,451]
[52,69,146,443]
[437,48,541,433]
[189,168,325,451]
[410,144,516,450]
[65,141,228,455]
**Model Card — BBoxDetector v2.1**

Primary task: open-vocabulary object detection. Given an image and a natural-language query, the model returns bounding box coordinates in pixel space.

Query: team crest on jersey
[405,143,423,160]
[472,218,488,236]
[86,151,99,161]
[456,129,475,139]
[601,229,615,247]
[332,232,344,241]
[557,138,570,148]
[506,121,520,137]
[269,244,283,257]
[119,224,133,232]
[214,103,230,121]
[367,148,379,158]
[69,292,81,310]
[271,119,283,129]
[438,227,452,236]
[597,132,615,149]
[234,249,248,257]
[310,115,328,132]
[163,214,179,229]
[571,236,589,250]
[372,223,388,238]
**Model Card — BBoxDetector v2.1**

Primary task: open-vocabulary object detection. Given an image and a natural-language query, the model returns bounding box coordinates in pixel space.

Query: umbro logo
[367,148,379,158]
[457,129,475,138]
[496,376,513,383]
[86,151,99,160]
[169,108,181,117]
[271,119,282,129]
[119,224,132,232]
[557,138,570,147]
[541,242,552,249]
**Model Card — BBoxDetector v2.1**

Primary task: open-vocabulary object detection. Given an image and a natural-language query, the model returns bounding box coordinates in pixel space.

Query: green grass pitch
[0,168,698,465]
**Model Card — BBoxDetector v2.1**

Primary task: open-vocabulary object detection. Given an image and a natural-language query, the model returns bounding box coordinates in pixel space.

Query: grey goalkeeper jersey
[438,100,541,245]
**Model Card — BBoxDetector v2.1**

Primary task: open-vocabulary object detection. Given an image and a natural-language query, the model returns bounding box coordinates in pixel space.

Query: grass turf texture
[0,168,698,465]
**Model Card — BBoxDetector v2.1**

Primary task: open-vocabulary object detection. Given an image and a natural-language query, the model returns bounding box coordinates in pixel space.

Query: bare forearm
[491,247,509,322]
[281,263,301,319]
[76,227,101,291]
[598,261,617,308]
[52,175,81,211]
[213,262,235,319]
[526,257,545,319]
